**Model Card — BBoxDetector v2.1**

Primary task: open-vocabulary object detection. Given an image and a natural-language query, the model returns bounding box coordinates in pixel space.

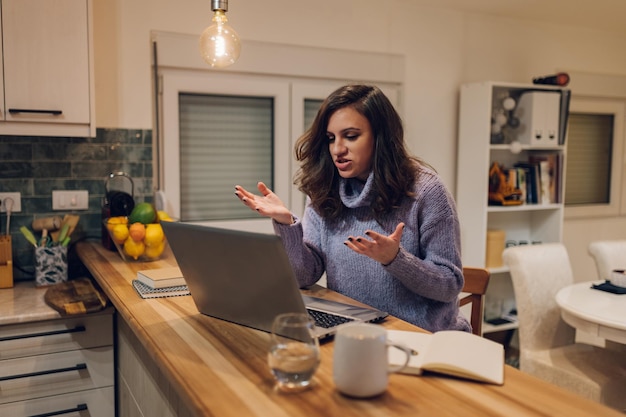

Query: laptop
[161,221,388,339]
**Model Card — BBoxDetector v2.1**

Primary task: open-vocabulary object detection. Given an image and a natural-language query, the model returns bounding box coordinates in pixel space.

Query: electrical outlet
[52,190,89,210]
[0,192,22,212]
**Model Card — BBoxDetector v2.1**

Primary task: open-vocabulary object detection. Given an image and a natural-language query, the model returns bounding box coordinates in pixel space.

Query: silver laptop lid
[162,222,308,334]
[162,222,388,339]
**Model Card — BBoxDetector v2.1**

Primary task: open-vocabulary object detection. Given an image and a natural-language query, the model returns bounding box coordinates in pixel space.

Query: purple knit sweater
[274,168,471,333]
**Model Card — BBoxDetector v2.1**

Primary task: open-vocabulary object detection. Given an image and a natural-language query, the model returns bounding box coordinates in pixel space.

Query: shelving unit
[456,81,570,335]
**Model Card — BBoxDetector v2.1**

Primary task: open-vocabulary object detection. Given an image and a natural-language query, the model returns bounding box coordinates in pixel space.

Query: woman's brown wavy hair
[294,84,428,220]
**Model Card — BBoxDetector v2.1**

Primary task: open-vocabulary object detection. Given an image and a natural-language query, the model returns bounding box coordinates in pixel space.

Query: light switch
[52,190,89,210]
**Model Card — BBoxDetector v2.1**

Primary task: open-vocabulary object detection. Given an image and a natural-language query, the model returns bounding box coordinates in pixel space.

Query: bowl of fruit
[104,202,175,262]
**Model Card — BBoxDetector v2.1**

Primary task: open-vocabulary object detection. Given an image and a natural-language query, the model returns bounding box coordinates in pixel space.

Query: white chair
[503,243,626,411]
[588,240,626,281]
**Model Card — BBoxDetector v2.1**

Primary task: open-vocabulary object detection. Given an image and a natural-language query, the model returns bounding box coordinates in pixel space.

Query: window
[178,93,274,221]
[160,71,291,232]
[564,98,625,218]
[565,113,613,205]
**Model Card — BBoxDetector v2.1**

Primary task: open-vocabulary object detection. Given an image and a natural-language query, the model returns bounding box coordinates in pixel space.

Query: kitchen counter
[0,274,116,416]
[76,240,623,417]
[0,281,66,325]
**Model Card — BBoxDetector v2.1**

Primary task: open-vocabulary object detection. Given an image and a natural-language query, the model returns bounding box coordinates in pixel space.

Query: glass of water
[268,312,320,392]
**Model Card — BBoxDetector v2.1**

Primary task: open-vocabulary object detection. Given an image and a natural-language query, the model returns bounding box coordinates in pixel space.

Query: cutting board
[44,278,108,315]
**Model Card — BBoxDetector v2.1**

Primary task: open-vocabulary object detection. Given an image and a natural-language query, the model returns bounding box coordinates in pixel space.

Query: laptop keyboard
[307,309,354,328]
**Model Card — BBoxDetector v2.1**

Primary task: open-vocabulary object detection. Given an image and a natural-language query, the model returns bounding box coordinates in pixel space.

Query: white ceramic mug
[333,322,411,398]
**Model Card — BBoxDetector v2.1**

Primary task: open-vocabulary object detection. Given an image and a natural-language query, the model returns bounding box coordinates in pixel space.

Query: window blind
[564,113,613,205]
[304,99,322,131]
[179,93,274,221]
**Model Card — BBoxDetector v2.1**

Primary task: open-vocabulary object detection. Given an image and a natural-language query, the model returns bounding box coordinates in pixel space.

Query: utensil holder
[35,245,68,287]
[0,235,13,288]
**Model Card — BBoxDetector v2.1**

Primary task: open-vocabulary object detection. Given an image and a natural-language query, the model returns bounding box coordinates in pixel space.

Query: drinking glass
[268,312,320,392]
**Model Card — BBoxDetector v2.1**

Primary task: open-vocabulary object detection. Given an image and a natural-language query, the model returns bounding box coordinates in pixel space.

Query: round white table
[556,281,626,345]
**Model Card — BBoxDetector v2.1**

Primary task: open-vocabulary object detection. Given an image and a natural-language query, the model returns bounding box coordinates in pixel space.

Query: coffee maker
[101,172,135,250]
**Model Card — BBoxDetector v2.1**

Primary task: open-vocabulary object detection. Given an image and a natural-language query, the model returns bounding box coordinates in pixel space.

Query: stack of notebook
[132,267,190,299]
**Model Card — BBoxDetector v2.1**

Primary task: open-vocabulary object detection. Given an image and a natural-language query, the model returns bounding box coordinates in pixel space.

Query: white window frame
[564,98,625,219]
[161,70,291,232]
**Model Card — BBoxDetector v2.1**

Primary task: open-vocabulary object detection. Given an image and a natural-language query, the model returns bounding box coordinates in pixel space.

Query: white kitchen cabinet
[0,310,114,416]
[0,0,95,137]
[456,81,570,335]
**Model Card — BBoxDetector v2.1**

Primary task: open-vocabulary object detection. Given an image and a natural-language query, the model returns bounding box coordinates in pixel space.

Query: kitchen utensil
[51,214,80,242]
[4,197,13,235]
[20,226,38,247]
[32,216,62,232]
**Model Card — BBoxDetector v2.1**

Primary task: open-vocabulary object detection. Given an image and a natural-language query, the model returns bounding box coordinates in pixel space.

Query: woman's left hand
[344,222,404,265]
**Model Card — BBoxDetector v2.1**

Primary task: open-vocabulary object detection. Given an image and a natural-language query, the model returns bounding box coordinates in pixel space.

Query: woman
[235,84,470,333]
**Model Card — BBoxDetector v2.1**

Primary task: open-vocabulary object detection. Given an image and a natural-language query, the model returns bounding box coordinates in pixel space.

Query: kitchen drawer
[0,312,113,360]
[0,346,114,404]
[0,386,114,417]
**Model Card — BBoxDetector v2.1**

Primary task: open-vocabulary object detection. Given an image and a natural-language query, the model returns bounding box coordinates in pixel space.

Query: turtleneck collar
[339,171,375,208]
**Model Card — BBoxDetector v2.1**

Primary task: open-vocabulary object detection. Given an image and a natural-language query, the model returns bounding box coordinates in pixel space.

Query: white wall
[92,0,626,281]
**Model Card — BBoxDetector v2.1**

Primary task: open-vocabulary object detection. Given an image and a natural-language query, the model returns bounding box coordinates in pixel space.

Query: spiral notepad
[132,279,190,299]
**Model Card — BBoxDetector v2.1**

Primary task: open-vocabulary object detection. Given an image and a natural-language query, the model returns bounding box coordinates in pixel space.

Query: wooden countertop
[77,241,621,417]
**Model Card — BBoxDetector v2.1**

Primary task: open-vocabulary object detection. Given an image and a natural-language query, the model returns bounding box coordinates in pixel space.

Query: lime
[129,202,157,225]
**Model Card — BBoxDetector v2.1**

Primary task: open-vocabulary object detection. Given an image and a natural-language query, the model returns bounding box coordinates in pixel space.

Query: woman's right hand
[234,182,294,225]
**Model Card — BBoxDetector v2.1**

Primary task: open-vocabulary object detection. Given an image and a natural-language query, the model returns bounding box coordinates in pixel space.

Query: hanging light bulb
[199,0,241,68]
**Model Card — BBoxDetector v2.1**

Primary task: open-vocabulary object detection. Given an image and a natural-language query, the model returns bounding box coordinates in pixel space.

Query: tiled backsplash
[0,128,154,282]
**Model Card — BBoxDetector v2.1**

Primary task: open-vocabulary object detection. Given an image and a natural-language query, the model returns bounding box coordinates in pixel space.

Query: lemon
[106,216,127,232]
[157,210,173,222]
[112,223,130,244]
[129,222,146,242]
[144,223,164,247]
[123,238,145,260]
[144,241,165,259]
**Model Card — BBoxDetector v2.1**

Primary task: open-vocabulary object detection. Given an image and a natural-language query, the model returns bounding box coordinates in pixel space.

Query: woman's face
[327,106,374,181]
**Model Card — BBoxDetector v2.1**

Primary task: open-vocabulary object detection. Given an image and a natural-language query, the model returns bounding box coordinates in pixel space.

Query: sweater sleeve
[384,177,464,303]
[272,207,325,287]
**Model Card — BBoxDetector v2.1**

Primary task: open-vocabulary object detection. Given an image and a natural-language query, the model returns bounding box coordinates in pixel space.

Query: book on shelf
[136,266,185,289]
[513,166,527,204]
[529,152,561,204]
[514,162,541,204]
[387,329,504,385]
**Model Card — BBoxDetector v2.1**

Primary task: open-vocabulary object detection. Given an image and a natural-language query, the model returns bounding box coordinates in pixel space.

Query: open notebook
[161,222,388,339]
[387,329,504,385]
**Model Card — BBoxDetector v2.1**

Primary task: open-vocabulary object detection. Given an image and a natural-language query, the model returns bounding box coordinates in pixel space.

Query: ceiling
[413,0,626,36]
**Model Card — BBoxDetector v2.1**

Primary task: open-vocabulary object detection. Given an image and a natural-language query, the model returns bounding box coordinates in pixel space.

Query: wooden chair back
[460,267,491,336]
